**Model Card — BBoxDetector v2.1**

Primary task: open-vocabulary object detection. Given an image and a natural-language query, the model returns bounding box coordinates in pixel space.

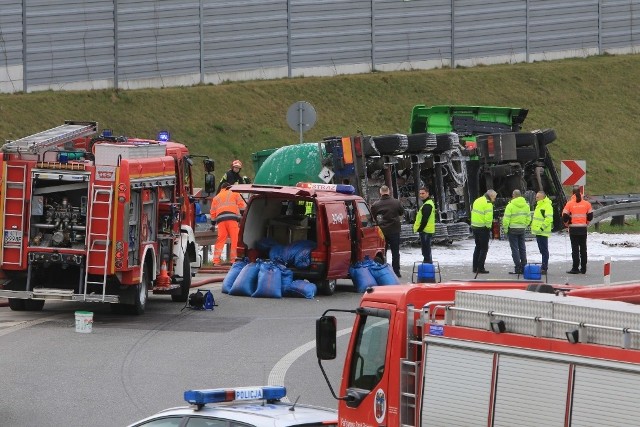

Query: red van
[230,183,386,295]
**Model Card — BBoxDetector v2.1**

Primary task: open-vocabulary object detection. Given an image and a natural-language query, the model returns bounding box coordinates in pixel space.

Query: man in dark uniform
[217,160,250,193]
[371,185,405,277]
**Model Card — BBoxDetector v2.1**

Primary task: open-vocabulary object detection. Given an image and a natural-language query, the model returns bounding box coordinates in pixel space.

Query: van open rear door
[321,201,351,278]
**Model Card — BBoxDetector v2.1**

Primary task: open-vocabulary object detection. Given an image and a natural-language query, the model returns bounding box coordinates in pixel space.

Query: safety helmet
[232,160,242,168]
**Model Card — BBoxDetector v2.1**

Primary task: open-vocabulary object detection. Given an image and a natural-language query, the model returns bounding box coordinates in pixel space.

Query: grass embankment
[0,54,639,195]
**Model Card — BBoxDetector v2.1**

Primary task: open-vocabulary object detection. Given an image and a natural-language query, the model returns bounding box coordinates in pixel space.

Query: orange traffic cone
[156,261,171,288]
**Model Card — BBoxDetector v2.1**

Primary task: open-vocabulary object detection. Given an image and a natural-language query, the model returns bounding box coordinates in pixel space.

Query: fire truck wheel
[128,263,150,315]
[171,256,191,302]
[24,299,44,311]
[318,279,336,296]
[8,298,26,311]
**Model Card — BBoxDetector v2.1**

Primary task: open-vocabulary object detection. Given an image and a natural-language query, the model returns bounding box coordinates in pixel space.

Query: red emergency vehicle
[230,182,386,295]
[317,281,640,426]
[0,121,210,314]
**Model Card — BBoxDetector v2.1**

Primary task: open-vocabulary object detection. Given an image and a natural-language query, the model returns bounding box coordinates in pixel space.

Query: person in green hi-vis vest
[413,187,436,264]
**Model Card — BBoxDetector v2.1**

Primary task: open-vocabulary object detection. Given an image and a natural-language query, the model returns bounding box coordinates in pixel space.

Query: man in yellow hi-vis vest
[470,189,497,274]
[413,187,436,263]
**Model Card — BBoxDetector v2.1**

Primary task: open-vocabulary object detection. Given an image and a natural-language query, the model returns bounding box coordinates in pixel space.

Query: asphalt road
[1,257,639,426]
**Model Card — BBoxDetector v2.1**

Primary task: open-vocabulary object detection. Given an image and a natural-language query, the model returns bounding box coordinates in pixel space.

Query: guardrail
[591,201,640,225]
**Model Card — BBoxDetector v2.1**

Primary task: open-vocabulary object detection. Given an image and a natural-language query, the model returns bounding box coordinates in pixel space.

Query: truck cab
[230,183,385,295]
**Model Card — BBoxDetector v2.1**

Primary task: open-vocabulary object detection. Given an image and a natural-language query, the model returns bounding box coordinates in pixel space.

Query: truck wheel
[24,299,44,311]
[128,263,150,315]
[8,298,25,311]
[171,256,191,302]
[318,279,336,296]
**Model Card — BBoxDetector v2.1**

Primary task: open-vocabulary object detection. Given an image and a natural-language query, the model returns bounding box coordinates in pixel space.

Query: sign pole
[298,105,303,144]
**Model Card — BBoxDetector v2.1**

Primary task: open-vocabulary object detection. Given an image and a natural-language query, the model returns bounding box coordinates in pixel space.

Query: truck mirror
[316,316,337,360]
[203,158,215,173]
[205,174,216,194]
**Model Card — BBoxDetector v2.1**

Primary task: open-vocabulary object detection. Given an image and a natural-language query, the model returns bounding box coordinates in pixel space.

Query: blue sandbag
[289,240,316,268]
[284,279,317,299]
[253,261,283,298]
[369,262,401,285]
[269,244,287,264]
[222,258,249,294]
[349,262,377,293]
[276,262,293,291]
[256,237,281,254]
[229,261,261,296]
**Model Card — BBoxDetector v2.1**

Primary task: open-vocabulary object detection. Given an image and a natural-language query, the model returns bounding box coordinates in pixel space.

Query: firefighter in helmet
[217,160,251,193]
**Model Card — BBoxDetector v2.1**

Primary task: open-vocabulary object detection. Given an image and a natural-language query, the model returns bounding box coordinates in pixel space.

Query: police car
[127,385,338,427]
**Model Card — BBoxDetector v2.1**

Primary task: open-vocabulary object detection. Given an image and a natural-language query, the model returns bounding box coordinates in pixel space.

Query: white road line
[268,327,352,403]
[0,313,68,337]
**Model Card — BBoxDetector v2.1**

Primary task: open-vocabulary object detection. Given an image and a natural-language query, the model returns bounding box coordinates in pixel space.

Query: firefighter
[217,160,251,194]
[531,191,553,274]
[413,187,436,264]
[210,182,246,265]
[562,186,593,274]
[371,185,404,278]
[470,189,497,274]
[502,189,532,275]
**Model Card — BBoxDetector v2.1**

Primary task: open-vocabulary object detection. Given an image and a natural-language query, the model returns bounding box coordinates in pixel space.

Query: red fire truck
[317,281,640,426]
[0,121,211,314]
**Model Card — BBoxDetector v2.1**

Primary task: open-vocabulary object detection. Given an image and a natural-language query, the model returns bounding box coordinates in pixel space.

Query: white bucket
[75,311,94,333]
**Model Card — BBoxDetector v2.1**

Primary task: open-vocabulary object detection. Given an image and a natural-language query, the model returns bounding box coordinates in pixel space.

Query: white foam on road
[401,232,640,267]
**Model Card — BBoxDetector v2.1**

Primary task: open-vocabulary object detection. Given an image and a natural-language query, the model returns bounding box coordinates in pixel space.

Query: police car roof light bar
[184,385,287,407]
[296,182,355,195]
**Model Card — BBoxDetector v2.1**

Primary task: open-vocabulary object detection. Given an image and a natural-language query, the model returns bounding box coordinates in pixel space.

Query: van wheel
[8,298,26,311]
[319,279,336,296]
[24,299,45,311]
[172,256,191,302]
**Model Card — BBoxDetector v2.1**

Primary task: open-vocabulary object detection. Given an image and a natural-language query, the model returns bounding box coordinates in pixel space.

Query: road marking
[268,326,352,403]
[0,313,68,337]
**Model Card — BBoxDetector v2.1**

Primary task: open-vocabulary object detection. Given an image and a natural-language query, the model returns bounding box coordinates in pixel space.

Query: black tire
[433,133,457,153]
[535,128,557,146]
[172,256,191,302]
[372,134,409,155]
[406,133,428,153]
[374,255,385,264]
[8,298,25,311]
[318,279,336,296]
[24,299,44,311]
[127,263,150,315]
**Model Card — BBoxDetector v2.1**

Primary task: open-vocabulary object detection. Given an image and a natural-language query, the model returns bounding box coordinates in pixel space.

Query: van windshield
[348,310,390,391]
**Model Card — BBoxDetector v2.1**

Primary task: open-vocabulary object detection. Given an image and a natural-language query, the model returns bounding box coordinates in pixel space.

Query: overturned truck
[253,105,566,243]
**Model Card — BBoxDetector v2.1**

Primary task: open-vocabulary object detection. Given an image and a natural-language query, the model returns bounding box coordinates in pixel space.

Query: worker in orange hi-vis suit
[209,182,246,265]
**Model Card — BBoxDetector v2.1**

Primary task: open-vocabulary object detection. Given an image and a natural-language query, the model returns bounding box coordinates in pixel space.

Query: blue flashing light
[296,182,355,195]
[335,184,355,195]
[157,130,170,142]
[102,129,112,137]
[184,386,286,406]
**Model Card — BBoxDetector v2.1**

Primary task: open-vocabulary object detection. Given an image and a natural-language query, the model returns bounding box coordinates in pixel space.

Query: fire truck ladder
[400,304,424,427]
[1,164,27,266]
[83,185,114,302]
[2,121,97,156]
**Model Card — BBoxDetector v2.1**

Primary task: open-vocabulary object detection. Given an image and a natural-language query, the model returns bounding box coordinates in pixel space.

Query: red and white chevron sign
[561,160,586,186]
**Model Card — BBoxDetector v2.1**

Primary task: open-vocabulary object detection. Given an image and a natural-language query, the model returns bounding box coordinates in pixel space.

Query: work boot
[567,269,580,274]
[477,269,490,274]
